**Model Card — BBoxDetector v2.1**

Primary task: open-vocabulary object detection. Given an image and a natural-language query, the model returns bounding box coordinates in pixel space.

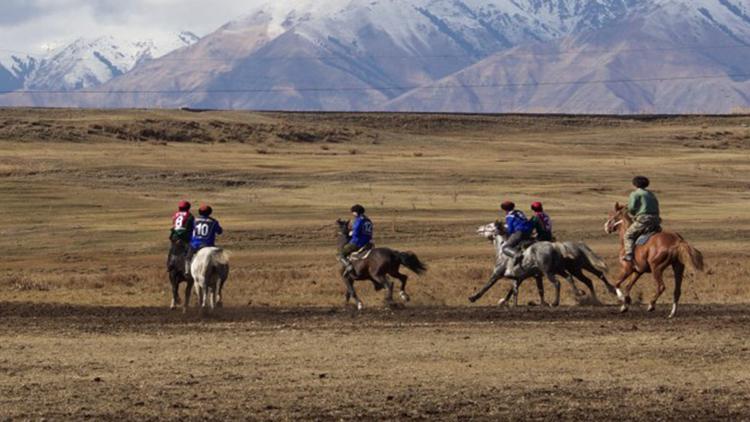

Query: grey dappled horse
[469,222,616,306]
[336,219,426,310]
[167,238,193,312]
[190,247,230,314]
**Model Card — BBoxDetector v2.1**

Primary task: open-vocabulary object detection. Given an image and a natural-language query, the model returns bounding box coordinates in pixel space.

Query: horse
[335,219,427,310]
[190,247,230,314]
[167,238,193,312]
[605,202,704,318]
[469,221,616,306]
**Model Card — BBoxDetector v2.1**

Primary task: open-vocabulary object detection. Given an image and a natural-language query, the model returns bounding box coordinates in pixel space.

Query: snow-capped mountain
[1,32,200,92]
[2,0,749,113]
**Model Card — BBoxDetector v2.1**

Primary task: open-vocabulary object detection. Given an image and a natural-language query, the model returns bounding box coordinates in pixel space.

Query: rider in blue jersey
[186,204,223,276]
[338,204,373,277]
[499,201,533,272]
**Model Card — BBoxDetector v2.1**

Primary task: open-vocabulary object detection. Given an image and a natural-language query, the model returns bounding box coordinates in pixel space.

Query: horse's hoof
[551,302,560,308]
[541,301,551,308]
[616,288,626,302]
[620,305,629,313]
[356,302,364,311]
[624,296,632,305]
[668,304,678,319]
[647,304,655,312]
[468,296,478,303]
[497,298,507,307]
[400,292,411,302]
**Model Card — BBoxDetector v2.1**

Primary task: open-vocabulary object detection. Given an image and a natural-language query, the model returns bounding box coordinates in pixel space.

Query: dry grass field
[1,108,749,420]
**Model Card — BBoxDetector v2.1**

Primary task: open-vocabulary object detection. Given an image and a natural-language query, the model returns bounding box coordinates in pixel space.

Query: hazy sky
[0,0,273,56]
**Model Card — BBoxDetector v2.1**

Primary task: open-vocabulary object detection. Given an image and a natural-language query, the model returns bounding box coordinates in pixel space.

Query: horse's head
[477,220,505,241]
[604,202,629,234]
[335,219,350,236]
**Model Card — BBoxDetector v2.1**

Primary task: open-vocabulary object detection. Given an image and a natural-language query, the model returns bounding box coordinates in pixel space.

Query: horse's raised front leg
[469,265,504,303]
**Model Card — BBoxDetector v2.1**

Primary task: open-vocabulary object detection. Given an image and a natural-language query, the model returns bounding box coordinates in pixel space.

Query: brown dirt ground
[1,109,750,420]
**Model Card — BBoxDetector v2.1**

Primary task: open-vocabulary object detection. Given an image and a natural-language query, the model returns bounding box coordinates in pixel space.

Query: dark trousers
[503,231,531,257]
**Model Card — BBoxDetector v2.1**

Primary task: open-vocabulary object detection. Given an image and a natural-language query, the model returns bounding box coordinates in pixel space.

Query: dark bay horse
[336,219,427,310]
[605,203,704,318]
[167,238,193,312]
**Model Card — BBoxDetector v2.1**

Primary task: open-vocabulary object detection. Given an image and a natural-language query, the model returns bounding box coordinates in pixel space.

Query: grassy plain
[0,109,749,419]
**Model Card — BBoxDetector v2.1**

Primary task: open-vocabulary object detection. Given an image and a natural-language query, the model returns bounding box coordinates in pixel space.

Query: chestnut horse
[605,203,704,318]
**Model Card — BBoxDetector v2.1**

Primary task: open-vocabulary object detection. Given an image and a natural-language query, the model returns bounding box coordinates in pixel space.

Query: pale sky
[0,0,275,56]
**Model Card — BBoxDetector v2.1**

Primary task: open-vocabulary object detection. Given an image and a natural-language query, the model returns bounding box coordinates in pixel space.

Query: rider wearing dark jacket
[186,204,223,276]
[167,200,195,272]
[530,202,553,242]
[501,201,533,258]
[338,204,373,277]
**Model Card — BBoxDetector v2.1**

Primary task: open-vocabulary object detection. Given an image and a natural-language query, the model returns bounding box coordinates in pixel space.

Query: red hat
[500,201,515,212]
[531,202,543,212]
[178,200,191,211]
[199,204,213,216]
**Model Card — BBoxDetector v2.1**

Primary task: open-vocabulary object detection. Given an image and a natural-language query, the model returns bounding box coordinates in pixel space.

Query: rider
[337,204,373,278]
[167,200,195,271]
[186,204,223,276]
[500,200,533,266]
[529,201,553,242]
[623,176,661,262]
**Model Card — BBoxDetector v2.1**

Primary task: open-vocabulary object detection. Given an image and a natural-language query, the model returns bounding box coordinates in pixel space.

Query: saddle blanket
[350,244,374,260]
[636,229,661,246]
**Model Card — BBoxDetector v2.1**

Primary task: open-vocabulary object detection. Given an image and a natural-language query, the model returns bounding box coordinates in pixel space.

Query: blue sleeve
[352,218,362,235]
[505,215,515,233]
[215,221,223,235]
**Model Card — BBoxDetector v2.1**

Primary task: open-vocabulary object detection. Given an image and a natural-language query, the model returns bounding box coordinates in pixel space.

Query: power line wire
[2,43,750,64]
[3,73,749,95]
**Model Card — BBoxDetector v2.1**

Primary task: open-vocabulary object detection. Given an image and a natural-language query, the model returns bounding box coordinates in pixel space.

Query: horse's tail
[577,242,609,273]
[676,241,704,273]
[398,251,427,275]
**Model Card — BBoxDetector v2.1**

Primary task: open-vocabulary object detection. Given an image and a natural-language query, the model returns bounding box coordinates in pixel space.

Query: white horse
[190,247,230,314]
[469,222,615,306]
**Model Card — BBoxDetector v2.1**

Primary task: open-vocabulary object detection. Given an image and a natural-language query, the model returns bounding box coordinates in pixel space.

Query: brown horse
[336,219,427,310]
[604,203,704,318]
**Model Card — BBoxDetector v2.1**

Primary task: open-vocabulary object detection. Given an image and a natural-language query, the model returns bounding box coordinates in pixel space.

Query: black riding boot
[337,254,354,278]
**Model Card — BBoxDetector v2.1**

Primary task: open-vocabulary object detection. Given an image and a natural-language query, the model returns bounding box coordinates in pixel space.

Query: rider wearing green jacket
[623,176,661,262]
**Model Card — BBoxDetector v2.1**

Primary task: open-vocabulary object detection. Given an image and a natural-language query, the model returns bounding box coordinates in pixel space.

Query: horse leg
[376,275,395,308]
[343,276,363,310]
[169,273,180,310]
[571,270,600,305]
[545,272,561,307]
[216,275,226,308]
[534,275,548,307]
[670,263,685,319]
[564,272,586,298]
[647,262,669,313]
[394,273,410,302]
[469,265,504,303]
[619,272,644,313]
[183,280,192,314]
[497,282,515,307]
[613,266,636,304]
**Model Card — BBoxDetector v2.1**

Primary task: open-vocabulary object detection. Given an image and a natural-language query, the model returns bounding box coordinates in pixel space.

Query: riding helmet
[178,200,191,211]
[531,202,543,212]
[500,201,515,212]
[199,204,213,216]
[350,204,366,215]
[632,176,650,189]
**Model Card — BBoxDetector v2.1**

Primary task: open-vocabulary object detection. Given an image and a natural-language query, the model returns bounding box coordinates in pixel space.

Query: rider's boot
[337,255,355,278]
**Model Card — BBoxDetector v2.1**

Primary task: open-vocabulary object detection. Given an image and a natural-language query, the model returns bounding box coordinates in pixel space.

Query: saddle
[636,227,662,246]
[350,243,374,261]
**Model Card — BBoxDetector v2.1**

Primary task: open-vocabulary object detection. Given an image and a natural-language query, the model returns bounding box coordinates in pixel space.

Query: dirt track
[1,303,749,420]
